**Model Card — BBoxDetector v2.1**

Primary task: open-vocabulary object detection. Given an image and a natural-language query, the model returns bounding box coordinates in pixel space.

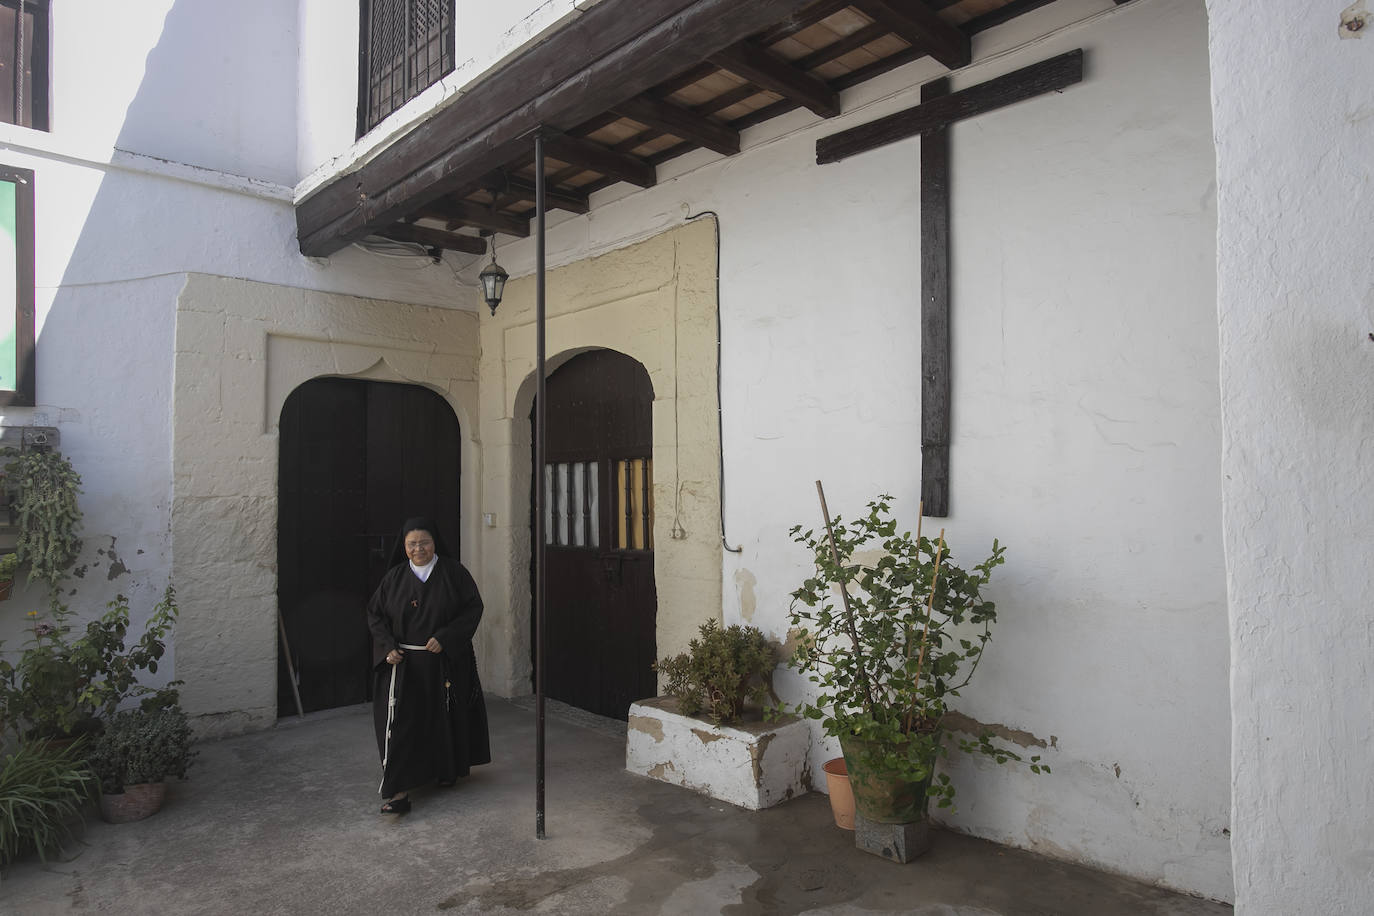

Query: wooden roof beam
[850,0,970,71]
[709,41,840,118]
[612,95,740,156]
[297,0,816,256]
[434,199,531,237]
[490,174,590,215]
[374,223,487,255]
[543,134,658,188]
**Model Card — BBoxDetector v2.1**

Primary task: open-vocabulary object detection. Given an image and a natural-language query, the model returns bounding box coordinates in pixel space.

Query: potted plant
[0,586,179,742]
[0,552,18,602]
[628,620,809,809]
[5,448,82,602]
[88,694,195,823]
[783,487,1047,826]
[654,619,776,724]
[0,737,96,864]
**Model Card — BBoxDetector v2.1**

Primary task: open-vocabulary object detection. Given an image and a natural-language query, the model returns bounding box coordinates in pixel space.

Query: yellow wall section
[476,218,722,697]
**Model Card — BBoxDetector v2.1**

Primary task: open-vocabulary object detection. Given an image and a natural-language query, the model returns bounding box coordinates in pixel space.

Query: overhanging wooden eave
[296,0,1065,258]
[296,0,819,257]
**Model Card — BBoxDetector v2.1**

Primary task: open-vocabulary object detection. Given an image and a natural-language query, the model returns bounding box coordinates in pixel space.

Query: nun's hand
[425,637,443,653]
[386,649,404,664]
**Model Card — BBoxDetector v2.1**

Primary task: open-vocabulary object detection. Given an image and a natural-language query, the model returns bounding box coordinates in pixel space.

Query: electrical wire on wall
[685,209,742,554]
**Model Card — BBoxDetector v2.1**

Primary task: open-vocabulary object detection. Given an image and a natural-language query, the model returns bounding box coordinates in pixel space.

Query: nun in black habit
[366,517,490,814]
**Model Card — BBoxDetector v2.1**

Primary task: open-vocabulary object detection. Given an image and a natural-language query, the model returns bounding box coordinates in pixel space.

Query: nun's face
[404,530,435,566]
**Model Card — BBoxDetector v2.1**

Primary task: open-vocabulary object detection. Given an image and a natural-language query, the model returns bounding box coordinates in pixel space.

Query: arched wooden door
[277,378,461,716]
[533,350,658,720]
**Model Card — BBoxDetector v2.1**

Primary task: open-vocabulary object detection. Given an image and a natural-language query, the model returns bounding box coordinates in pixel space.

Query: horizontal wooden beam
[850,0,970,71]
[755,0,853,45]
[374,223,487,255]
[612,95,740,156]
[816,48,1084,165]
[544,134,658,188]
[710,40,840,119]
[489,174,590,214]
[297,0,816,257]
[434,199,531,237]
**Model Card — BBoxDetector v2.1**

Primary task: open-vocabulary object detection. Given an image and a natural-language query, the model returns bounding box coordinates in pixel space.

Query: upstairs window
[0,0,49,131]
[357,0,454,137]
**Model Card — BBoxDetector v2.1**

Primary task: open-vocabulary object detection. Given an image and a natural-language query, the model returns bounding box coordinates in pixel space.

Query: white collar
[409,555,438,582]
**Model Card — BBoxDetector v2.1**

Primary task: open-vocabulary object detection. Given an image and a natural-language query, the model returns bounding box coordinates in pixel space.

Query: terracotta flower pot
[99,782,166,824]
[822,757,855,830]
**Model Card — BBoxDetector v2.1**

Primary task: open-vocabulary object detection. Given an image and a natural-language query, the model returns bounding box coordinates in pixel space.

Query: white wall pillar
[1209,1,1374,910]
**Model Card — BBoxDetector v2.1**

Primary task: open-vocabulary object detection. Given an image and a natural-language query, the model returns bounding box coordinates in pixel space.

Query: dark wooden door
[278,378,461,715]
[533,350,657,720]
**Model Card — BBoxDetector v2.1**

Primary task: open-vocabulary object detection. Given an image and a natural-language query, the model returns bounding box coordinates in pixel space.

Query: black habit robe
[366,555,491,796]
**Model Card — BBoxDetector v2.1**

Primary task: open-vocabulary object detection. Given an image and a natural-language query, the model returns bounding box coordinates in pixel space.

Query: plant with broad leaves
[782,493,1047,811]
[0,586,180,740]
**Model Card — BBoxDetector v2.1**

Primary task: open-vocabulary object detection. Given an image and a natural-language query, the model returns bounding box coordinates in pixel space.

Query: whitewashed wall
[1209,0,1374,912]
[297,0,606,188]
[0,1,473,678]
[472,0,1230,900]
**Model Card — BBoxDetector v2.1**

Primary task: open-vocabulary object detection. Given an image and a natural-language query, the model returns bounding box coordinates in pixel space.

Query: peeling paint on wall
[942,710,1056,750]
[1339,0,1367,38]
[629,714,664,743]
[691,728,725,745]
[733,568,757,622]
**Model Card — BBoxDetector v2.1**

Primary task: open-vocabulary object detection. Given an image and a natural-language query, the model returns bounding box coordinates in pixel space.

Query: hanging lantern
[478,238,509,315]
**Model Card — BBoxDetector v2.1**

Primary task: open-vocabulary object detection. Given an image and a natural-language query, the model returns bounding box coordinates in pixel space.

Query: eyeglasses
[405,540,434,550]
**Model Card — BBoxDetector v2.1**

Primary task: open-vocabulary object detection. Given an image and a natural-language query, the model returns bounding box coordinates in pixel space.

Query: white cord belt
[380,643,432,790]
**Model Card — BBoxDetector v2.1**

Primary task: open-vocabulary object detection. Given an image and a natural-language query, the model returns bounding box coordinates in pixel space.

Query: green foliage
[0,738,96,865]
[0,552,19,583]
[6,449,83,596]
[0,586,180,740]
[88,702,195,794]
[656,619,777,724]
[784,494,1046,810]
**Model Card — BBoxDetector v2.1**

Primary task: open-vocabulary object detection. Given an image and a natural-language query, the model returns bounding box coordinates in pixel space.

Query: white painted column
[1209,1,1374,910]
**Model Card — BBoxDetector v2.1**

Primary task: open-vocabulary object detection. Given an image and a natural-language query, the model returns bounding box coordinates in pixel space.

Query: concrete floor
[0,697,1233,915]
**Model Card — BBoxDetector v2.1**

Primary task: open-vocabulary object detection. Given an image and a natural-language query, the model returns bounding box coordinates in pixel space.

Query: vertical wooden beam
[920,78,951,517]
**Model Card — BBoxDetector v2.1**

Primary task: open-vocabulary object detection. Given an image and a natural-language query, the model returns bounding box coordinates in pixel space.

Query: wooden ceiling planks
[298,0,1055,258]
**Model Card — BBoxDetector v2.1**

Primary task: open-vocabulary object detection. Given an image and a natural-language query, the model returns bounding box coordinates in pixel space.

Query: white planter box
[625,697,811,810]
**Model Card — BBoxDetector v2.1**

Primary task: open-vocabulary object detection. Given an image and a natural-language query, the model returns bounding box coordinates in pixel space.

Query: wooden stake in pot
[815,480,876,711]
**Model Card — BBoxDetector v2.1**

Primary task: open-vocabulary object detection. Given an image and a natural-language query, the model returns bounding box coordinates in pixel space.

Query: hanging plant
[9,450,83,595]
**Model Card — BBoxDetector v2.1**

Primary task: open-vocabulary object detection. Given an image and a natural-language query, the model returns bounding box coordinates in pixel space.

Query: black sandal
[380,796,411,814]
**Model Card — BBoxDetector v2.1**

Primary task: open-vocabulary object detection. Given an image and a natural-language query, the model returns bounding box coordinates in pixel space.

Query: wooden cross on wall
[817,49,1084,516]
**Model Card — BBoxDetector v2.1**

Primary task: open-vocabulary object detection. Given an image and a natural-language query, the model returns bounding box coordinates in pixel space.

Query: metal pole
[534,129,548,840]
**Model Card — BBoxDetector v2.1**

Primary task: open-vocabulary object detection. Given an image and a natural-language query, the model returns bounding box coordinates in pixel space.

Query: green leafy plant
[88,700,195,795]
[783,492,1046,811]
[0,738,96,864]
[6,449,82,597]
[0,552,19,583]
[656,619,777,724]
[0,586,179,740]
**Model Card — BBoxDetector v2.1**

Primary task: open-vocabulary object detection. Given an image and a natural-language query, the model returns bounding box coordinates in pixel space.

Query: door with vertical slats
[533,350,657,720]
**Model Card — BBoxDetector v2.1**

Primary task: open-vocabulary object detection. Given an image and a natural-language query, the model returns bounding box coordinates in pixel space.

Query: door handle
[601,555,623,585]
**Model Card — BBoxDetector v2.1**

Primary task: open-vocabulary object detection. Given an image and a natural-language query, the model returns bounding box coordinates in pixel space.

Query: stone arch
[474,220,721,699]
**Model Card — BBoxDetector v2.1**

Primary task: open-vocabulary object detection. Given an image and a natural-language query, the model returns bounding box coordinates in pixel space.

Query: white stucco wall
[1209,0,1374,912]
[0,4,478,692]
[297,0,605,188]
[469,0,1230,900]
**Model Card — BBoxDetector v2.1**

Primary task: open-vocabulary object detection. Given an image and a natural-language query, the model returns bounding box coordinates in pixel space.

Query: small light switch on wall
[483,513,497,527]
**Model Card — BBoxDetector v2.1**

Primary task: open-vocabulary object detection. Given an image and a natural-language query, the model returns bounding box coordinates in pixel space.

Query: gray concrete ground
[0,697,1233,915]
